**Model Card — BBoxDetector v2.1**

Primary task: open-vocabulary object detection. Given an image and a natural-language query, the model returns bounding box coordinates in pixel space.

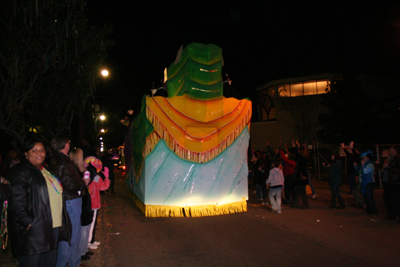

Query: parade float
[126,43,252,217]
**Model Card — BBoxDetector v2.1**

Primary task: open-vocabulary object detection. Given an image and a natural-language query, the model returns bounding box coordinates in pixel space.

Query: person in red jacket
[280,146,296,205]
[84,157,110,250]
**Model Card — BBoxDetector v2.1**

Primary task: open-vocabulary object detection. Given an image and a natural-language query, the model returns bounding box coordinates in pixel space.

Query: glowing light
[29,127,38,133]
[99,115,105,120]
[101,69,109,77]
[101,129,105,133]
[100,137,103,140]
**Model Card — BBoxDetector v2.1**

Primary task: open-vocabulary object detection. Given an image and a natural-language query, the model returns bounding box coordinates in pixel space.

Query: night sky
[87,1,400,113]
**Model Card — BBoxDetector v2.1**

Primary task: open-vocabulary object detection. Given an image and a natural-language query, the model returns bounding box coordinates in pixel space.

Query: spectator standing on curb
[84,157,110,250]
[323,153,346,209]
[49,136,86,267]
[69,148,94,261]
[8,137,71,267]
[355,151,377,215]
[101,153,115,194]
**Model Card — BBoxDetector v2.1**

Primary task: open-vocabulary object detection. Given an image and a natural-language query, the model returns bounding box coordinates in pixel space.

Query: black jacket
[81,185,93,226]
[253,158,267,185]
[388,155,400,183]
[7,160,71,257]
[48,151,85,201]
[292,148,309,185]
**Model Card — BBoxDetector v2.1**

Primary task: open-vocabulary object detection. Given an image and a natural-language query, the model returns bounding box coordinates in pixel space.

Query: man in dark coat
[291,141,310,209]
[49,136,86,267]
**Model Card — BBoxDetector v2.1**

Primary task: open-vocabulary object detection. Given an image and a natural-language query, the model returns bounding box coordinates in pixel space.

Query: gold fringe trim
[128,191,247,217]
[144,131,160,157]
[146,201,247,217]
[145,105,251,163]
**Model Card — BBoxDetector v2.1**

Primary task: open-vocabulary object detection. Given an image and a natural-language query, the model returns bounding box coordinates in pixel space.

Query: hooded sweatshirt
[266,167,285,187]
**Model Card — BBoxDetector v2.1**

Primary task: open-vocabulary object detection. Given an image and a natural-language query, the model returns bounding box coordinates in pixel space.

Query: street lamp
[101,69,109,77]
[93,114,106,151]
[94,114,106,126]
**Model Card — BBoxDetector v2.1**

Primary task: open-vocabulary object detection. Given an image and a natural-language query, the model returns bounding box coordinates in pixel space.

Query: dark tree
[0,0,113,147]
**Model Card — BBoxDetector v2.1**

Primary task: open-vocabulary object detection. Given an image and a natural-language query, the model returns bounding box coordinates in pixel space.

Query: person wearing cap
[84,156,110,250]
[355,151,377,215]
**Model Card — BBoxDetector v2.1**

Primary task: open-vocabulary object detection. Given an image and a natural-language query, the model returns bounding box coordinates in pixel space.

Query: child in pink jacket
[84,156,110,249]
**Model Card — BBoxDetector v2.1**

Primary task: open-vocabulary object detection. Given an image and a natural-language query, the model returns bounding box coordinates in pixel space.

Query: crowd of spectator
[0,136,114,267]
[249,140,400,222]
[1,136,400,266]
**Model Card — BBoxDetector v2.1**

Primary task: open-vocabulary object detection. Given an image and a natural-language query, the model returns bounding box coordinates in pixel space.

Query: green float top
[165,43,224,101]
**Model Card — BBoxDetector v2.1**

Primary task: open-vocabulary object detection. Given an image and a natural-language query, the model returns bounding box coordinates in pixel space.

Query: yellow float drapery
[145,95,252,163]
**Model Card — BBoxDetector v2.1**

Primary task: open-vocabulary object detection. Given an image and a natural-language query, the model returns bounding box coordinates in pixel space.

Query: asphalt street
[2,170,399,267]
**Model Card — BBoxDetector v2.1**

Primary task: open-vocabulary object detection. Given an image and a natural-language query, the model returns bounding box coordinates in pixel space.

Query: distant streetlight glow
[94,114,106,151]
[101,69,109,77]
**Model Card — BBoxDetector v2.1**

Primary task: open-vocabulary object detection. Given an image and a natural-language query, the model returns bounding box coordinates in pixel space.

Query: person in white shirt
[266,160,285,214]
